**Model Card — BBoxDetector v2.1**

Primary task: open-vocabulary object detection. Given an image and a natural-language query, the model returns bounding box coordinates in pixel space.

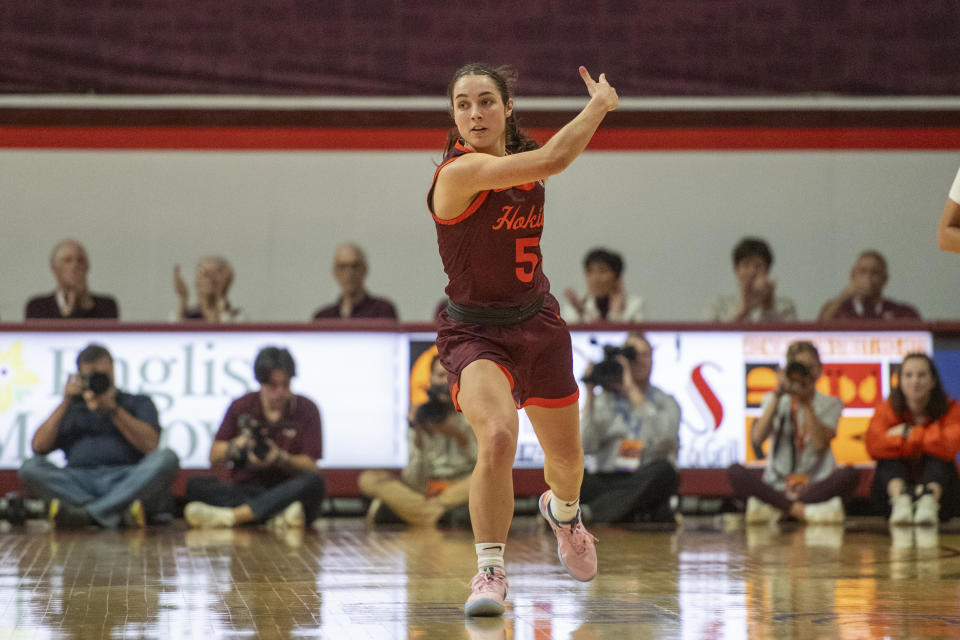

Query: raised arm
[434,67,618,219]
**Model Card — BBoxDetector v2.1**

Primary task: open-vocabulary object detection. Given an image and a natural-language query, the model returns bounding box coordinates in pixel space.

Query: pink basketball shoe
[538,490,598,582]
[465,566,508,616]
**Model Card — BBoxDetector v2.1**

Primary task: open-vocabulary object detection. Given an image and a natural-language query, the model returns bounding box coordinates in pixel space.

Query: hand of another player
[579,66,619,112]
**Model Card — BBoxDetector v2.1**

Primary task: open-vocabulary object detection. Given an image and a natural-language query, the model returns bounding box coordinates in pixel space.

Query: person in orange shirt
[866,353,960,526]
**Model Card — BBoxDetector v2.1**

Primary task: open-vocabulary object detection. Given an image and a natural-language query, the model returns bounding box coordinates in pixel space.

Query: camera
[581,344,638,390]
[785,360,811,380]
[229,414,272,468]
[412,386,454,428]
[81,372,111,395]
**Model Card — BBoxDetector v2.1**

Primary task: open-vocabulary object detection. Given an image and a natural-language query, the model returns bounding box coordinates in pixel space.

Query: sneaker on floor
[122,499,146,529]
[184,502,236,529]
[913,493,939,526]
[889,494,914,526]
[538,491,598,582]
[745,496,781,525]
[48,498,94,529]
[464,566,508,617]
[802,497,845,524]
[266,501,305,530]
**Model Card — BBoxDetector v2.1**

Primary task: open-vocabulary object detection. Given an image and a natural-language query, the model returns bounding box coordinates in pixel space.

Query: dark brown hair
[444,63,540,155]
[890,352,948,421]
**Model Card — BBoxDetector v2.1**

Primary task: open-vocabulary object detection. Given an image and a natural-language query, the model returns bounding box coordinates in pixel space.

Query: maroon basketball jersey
[428,140,551,308]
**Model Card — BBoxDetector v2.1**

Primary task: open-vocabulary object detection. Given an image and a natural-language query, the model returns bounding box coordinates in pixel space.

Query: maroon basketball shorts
[436,293,579,410]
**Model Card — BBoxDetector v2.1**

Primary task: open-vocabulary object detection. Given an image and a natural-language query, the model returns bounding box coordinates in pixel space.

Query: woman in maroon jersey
[427,63,618,616]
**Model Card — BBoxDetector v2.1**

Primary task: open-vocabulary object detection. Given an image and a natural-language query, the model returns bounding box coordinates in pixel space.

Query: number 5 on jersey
[515,237,540,283]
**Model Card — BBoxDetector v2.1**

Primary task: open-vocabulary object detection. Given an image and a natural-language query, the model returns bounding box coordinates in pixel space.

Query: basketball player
[937,167,960,253]
[427,63,618,616]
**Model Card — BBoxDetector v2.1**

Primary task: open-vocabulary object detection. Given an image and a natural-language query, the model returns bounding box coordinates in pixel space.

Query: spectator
[312,243,398,320]
[727,341,860,524]
[706,237,796,323]
[578,332,680,524]
[561,248,645,324]
[25,239,119,319]
[817,251,920,322]
[865,353,960,526]
[18,343,179,528]
[937,166,960,253]
[184,347,325,529]
[359,354,476,527]
[172,256,245,322]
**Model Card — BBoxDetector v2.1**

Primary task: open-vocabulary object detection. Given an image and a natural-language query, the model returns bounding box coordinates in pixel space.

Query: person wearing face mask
[358,354,477,527]
[817,250,920,322]
[706,237,796,324]
[561,248,645,324]
[172,256,246,322]
[183,347,325,530]
[727,341,860,525]
[866,353,960,526]
[25,239,119,320]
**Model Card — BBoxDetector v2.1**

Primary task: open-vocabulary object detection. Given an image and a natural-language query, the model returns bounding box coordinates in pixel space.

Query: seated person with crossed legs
[359,354,477,527]
[184,347,325,530]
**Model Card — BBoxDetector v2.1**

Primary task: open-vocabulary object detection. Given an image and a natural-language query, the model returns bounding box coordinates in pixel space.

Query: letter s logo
[690,363,724,431]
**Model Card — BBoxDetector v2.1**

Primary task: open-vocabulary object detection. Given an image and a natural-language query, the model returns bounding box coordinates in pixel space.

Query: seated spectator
[359,354,476,527]
[578,332,680,524]
[172,256,245,322]
[817,250,920,322]
[561,248,645,323]
[25,239,119,319]
[184,347,325,529]
[937,166,960,253]
[312,243,398,320]
[865,353,960,526]
[727,341,859,524]
[706,237,796,323]
[18,343,179,528]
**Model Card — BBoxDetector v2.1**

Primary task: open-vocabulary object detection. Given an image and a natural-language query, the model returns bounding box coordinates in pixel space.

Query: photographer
[727,341,859,524]
[578,333,681,524]
[19,343,180,528]
[358,354,476,527]
[184,347,325,529]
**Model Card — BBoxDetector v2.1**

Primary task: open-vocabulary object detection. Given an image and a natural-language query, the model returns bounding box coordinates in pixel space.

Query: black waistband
[445,295,545,327]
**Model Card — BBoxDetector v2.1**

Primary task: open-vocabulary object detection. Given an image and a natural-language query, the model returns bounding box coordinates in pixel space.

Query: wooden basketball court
[1,515,959,639]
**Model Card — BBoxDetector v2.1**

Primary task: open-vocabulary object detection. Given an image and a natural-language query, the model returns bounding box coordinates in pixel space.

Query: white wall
[2,149,958,322]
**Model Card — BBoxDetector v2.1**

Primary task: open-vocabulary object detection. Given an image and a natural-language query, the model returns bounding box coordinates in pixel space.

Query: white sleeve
[950,167,960,204]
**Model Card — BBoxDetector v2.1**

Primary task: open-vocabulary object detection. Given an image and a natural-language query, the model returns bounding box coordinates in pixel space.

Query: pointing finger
[579,65,593,83]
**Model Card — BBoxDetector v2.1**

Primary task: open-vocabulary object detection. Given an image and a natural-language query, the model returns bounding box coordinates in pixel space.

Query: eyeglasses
[335,261,365,271]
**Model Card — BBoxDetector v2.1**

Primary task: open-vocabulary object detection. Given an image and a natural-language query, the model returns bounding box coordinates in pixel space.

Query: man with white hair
[25,239,119,319]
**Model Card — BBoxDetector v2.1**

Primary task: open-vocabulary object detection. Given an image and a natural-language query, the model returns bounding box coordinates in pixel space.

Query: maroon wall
[2,1,959,96]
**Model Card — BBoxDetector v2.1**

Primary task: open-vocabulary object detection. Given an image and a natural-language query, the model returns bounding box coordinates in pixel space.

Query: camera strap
[445,295,544,327]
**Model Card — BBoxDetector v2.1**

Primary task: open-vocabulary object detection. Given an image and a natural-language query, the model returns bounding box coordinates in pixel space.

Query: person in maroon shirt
[183,347,325,530]
[428,63,618,616]
[25,239,119,320]
[312,243,398,320]
[818,250,921,322]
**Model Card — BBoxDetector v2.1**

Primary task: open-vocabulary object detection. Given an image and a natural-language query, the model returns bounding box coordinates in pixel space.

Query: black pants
[870,456,960,520]
[579,459,679,524]
[185,472,326,524]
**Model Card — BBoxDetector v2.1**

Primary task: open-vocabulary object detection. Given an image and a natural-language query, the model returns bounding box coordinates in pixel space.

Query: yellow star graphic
[0,342,41,413]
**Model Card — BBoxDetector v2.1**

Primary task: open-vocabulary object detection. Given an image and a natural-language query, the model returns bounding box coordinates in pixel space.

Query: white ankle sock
[550,495,580,523]
[475,542,505,571]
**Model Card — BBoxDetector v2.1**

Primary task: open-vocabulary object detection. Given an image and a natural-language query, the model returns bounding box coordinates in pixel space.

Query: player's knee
[476,427,517,470]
